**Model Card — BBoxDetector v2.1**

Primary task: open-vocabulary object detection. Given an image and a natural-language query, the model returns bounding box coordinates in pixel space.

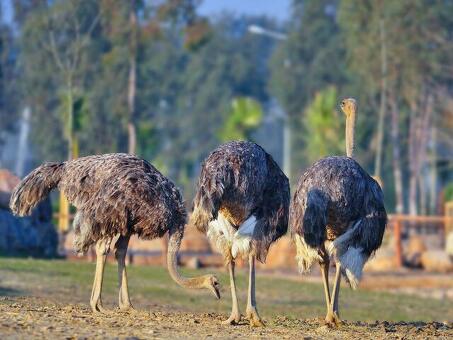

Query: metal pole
[394,218,403,268]
[15,107,31,177]
[283,114,291,180]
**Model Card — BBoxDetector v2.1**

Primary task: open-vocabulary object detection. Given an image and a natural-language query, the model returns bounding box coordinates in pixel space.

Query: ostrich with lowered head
[190,141,289,326]
[290,99,387,325]
[10,153,220,313]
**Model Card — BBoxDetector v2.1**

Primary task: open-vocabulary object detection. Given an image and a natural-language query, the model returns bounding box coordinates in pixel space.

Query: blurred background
[0,0,453,306]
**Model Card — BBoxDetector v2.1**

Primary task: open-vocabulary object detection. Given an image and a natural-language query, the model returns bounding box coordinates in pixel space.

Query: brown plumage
[190,141,290,326]
[10,153,220,313]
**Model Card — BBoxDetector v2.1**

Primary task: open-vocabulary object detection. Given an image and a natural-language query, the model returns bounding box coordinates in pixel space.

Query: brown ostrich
[290,99,387,325]
[190,141,290,326]
[10,153,220,313]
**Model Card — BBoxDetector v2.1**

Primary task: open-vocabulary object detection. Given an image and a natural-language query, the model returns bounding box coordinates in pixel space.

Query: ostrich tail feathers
[330,220,370,290]
[190,175,224,233]
[294,234,322,273]
[189,205,213,234]
[9,162,64,216]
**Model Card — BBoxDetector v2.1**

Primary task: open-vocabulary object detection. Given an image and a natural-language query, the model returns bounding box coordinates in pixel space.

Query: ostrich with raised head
[10,153,220,313]
[290,99,387,325]
[190,141,289,326]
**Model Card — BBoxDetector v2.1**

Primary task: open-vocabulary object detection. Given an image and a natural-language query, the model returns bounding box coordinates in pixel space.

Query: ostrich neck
[167,228,206,289]
[345,111,356,157]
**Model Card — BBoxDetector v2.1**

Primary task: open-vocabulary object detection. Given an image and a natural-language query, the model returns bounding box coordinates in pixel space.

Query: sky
[1,0,291,23]
[198,0,291,21]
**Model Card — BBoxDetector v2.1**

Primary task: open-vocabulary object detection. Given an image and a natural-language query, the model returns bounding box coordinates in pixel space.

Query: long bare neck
[345,110,356,157]
[167,228,206,289]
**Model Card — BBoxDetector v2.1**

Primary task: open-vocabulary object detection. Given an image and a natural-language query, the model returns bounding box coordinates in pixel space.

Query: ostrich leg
[325,261,342,326]
[90,238,111,313]
[245,254,264,327]
[222,260,241,325]
[320,259,331,313]
[114,234,133,311]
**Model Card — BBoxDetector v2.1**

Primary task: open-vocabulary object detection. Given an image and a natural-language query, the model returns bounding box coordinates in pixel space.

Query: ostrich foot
[91,301,110,314]
[324,312,342,327]
[222,313,241,325]
[246,307,265,327]
[119,304,135,313]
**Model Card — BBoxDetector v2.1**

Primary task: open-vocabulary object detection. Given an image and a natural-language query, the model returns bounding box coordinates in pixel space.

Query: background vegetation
[0,0,452,214]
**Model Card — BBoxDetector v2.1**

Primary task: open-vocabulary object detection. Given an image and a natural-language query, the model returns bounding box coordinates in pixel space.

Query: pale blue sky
[199,0,291,21]
[1,0,291,23]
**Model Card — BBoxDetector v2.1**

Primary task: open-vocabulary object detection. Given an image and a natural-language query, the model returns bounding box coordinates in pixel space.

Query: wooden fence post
[394,218,403,268]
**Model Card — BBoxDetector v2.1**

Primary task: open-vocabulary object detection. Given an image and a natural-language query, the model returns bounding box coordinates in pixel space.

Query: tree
[0,3,18,149]
[218,97,263,142]
[302,87,344,163]
[270,0,348,179]
[155,15,275,196]
[20,0,102,160]
[339,0,453,214]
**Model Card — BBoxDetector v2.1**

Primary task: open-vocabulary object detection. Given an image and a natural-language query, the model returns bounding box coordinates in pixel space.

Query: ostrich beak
[209,276,221,299]
[340,100,347,113]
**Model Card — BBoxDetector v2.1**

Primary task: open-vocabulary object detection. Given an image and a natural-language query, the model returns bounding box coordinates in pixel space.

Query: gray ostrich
[190,141,290,326]
[10,153,220,313]
[290,99,387,325]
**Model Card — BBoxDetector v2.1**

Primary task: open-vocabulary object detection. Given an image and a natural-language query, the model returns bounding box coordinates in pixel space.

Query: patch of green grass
[0,257,451,322]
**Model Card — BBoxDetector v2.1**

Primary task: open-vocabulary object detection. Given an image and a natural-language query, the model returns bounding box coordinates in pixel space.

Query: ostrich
[290,99,387,325]
[10,153,220,313]
[190,141,289,326]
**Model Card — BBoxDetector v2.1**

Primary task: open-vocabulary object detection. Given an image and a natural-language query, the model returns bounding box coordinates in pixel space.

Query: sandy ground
[0,296,451,339]
[0,258,452,339]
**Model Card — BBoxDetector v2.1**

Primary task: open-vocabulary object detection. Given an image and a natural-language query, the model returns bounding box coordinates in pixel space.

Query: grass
[0,257,451,322]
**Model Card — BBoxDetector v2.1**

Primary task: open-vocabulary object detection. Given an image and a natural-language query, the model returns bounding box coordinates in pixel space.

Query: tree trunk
[429,126,437,214]
[66,79,74,160]
[127,1,137,155]
[408,91,434,216]
[389,95,404,214]
[418,168,427,215]
[374,18,387,180]
[418,93,434,216]
[408,100,418,215]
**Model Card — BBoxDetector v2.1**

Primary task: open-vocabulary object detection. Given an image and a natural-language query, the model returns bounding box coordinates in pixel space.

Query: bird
[289,98,387,326]
[10,153,220,313]
[190,141,290,326]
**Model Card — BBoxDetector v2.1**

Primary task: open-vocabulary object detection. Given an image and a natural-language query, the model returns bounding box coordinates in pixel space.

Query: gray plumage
[290,156,387,286]
[10,153,187,253]
[190,141,290,263]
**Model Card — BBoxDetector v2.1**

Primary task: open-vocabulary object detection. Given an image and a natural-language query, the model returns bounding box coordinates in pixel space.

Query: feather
[11,153,187,252]
[290,156,387,287]
[193,141,289,263]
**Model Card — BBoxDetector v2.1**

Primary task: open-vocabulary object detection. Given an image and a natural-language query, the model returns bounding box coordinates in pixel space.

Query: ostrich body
[10,153,220,313]
[190,141,290,326]
[290,99,387,325]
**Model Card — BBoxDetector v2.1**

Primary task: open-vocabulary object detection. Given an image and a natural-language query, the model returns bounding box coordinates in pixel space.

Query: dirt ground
[0,296,451,339]
[0,258,452,339]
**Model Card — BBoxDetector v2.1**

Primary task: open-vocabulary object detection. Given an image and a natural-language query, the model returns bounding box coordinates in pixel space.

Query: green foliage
[219,97,263,142]
[270,0,349,177]
[8,0,453,211]
[270,0,347,117]
[445,183,453,202]
[0,7,19,144]
[303,87,345,163]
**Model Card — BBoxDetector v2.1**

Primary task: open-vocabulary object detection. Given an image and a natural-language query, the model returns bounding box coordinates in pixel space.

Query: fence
[389,212,453,268]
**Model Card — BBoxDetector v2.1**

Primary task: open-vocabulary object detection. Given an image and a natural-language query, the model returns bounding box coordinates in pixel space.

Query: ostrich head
[340,98,357,158]
[201,274,221,299]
